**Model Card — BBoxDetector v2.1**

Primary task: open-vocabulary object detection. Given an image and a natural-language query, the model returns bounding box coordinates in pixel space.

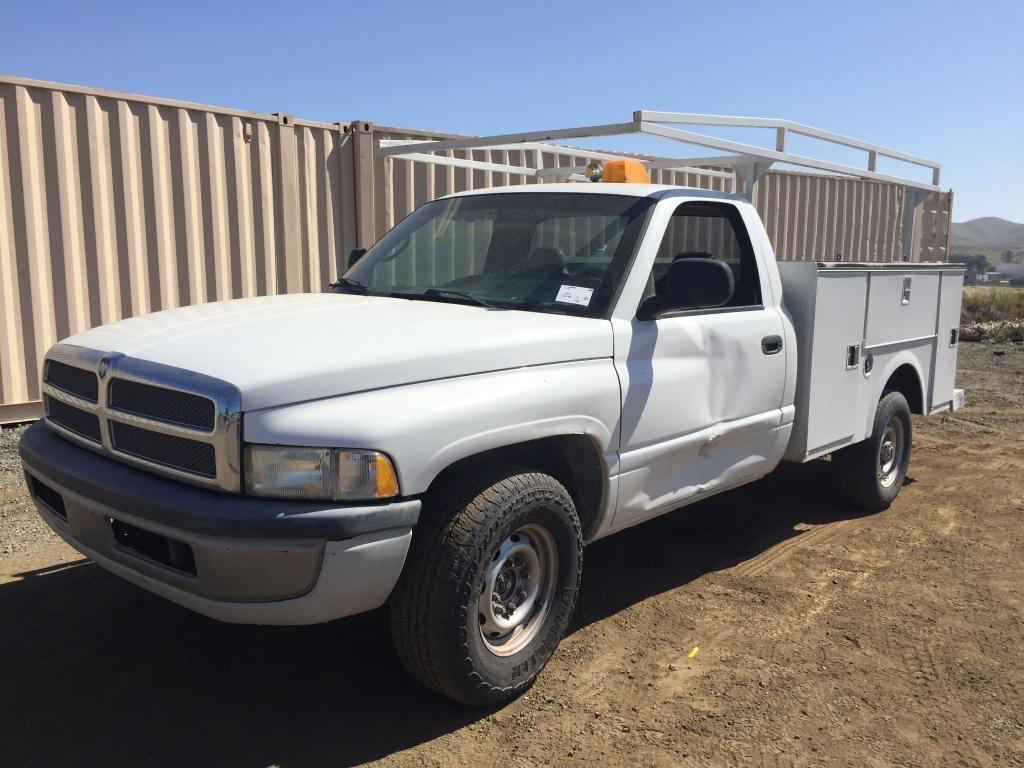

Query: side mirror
[637,258,734,320]
[348,248,367,269]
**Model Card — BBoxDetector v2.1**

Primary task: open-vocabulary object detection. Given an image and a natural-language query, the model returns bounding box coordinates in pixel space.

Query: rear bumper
[952,388,966,412]
[19,422,417,624]
[929,388,966,415]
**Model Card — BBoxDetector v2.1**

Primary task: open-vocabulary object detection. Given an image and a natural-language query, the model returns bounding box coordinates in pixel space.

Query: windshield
[343,192,655,317]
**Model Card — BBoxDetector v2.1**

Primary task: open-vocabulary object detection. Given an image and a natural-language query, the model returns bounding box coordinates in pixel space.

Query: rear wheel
[390,464,582,706]
[832,391,912,511]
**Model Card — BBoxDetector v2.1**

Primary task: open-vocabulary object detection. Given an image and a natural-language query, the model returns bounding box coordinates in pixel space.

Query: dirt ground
[1,342,1022,768]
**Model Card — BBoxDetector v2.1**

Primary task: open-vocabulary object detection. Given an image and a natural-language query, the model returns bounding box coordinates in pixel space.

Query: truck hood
[64,294,613,411]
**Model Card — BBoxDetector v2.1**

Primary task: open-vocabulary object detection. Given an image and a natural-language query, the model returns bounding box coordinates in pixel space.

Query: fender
[862,349,926,438]
[243,359,622,497]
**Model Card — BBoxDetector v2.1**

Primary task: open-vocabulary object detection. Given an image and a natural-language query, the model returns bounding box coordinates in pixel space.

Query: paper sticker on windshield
[555,284,594,307]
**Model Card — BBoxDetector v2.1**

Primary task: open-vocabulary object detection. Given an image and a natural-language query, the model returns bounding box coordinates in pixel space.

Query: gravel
[0,424,58,557]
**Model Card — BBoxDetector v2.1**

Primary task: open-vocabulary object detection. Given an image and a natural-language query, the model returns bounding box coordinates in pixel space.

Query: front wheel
[389,465,583,706]
[832,391,912,511]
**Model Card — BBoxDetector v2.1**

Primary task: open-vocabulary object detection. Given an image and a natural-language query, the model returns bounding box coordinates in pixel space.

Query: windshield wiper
[390,288,498,309]
[425,288,499,308]
[330,277,369,294]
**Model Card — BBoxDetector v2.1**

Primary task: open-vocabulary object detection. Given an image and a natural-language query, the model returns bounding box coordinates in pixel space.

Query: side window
[653,202,762,308]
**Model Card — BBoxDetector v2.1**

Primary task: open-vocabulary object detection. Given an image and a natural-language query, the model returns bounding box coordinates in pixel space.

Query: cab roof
[443,183,742,202]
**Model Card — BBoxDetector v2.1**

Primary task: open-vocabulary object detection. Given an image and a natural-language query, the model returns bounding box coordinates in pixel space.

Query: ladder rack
[376,111,942,200]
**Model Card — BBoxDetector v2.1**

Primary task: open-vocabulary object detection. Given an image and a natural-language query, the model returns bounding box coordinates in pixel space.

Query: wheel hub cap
[478,524,558,657]
[877,416,905,488]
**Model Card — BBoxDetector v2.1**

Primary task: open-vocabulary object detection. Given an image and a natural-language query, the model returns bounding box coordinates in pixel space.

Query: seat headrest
[527,247,565,268]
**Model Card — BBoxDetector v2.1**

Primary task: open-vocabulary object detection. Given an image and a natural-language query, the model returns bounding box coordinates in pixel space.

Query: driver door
[612,201,789,530]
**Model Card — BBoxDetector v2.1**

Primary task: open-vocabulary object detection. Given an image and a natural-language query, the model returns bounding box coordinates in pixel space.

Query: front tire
[390,464,583,706]
[832,391,912,511]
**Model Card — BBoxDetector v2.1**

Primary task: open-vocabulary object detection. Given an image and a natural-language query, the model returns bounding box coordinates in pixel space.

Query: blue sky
[1,0,1021,222]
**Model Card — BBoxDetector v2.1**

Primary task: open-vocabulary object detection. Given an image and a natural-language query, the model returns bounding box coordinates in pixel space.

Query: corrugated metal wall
[0,77,952,421]
[0,76,356,420]
[368,127,946,265]
[753,171,909,262]
[917,189,952,262]
[370,124,734,237]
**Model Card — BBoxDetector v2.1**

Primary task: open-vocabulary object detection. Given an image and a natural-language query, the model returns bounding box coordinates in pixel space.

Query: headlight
[245,445,399,501]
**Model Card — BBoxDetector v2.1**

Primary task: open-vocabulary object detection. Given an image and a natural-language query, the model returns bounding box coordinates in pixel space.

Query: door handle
[761,335,783,355]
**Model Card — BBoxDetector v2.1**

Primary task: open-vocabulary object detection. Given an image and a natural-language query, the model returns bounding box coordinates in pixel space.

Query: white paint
[597,195,792,530]
[62,293,613,411]
[43,184,964,625]
[777,261,965,461]
[244,358,622,501]
[376,111,942,191]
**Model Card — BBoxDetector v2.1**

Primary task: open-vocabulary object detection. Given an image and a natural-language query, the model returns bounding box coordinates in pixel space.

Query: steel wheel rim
[877,416,905,488]
[478,523,558,657]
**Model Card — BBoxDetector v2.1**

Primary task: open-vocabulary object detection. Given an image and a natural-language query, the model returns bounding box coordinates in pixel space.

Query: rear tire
[390,464,583,706]
[832,391,912,511]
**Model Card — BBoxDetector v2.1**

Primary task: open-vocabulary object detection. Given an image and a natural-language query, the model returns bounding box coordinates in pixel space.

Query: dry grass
[962,286,1024,323]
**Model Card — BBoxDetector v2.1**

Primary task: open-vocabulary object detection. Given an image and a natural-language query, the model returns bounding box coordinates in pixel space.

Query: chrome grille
[110,422,217,477]
[41,344,241,492]
[44,359,99,402]
[44,396,102,443]
[108,379,215,431]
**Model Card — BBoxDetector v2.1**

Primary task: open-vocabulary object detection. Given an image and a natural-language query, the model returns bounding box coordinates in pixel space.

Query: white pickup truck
[20,164,964,706]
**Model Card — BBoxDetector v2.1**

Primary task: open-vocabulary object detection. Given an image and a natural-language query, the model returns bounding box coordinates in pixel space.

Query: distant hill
[950,217,1024,250]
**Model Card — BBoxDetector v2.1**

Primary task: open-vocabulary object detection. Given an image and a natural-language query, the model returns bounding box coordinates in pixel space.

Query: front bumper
[19,422,418,625]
